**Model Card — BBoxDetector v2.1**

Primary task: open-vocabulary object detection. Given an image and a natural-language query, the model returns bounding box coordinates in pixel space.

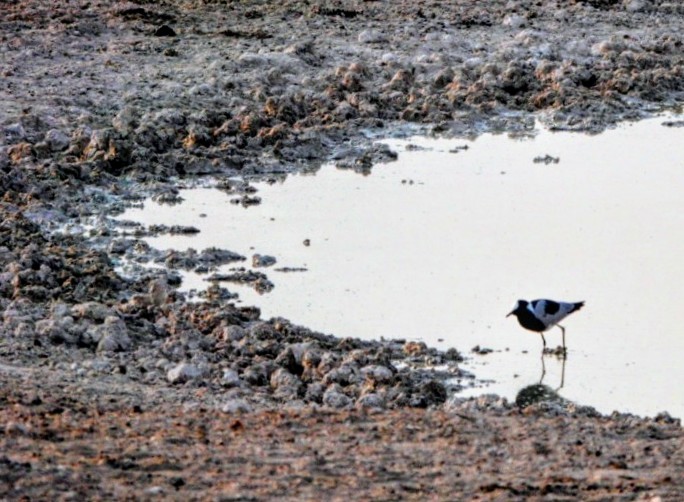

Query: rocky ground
[1,0,683,499]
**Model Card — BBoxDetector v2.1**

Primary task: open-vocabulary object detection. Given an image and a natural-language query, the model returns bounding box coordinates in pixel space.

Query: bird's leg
[539,350,546,384]
[559,356,566,390]
[541,332,547,349]
[558,324,567,358]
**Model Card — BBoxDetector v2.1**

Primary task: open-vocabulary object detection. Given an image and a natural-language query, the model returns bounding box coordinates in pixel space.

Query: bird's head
[506,299,528,318]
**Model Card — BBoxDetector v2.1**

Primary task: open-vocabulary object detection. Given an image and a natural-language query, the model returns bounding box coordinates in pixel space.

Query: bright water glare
[120,116,684,418]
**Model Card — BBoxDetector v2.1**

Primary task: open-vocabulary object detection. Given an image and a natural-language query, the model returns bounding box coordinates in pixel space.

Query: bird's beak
[506,310,514,318]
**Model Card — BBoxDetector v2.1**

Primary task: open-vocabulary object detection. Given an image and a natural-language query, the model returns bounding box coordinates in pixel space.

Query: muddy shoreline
[1,0,683,498]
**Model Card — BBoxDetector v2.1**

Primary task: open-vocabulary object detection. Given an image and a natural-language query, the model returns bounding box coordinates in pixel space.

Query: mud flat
[1,0,683,499]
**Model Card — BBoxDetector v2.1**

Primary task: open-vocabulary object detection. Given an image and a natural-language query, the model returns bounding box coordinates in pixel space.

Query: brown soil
[2,376,683,501]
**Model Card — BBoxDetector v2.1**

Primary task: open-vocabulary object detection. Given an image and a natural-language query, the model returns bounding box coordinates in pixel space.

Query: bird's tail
[572,301,585,312]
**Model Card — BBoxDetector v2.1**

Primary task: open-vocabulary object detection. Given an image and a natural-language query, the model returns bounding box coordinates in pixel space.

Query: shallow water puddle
[120,116,684,418]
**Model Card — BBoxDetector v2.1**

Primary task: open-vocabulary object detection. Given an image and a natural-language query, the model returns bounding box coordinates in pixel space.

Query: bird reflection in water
[539,348,566,389]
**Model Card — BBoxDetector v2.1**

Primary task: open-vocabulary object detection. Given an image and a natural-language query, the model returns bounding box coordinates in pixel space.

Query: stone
[403,341,428,356]
[361,365,394,385]
[221,399,252,414]
[221,325,246,342]
[35,318,77,345]
[358,29,386,44]
[270,368,303,397]
[148,278,169,307]
[45,129,70,152]
[3,123,25,142]
[503,14,527,29]
[323,364,359,386]
[252,254,277,268]
[95,316,132,353]
[71,302,114,322]
[167,363,204,384]
[356,392,385,410]
[323,387,352,409]
[221,369,242,387]
[305,382,325,403]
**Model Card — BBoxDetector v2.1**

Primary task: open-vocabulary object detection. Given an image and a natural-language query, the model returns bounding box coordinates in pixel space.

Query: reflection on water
[539,352,566,389]
[119,115,684,418]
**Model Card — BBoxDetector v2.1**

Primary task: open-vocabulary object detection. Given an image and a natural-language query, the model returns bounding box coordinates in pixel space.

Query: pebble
[323,387,353,409]
[252,254,277,268]
[221,399,252,414]
[94,316,132,353]
[167,363,204,384]
[356,392,385,410]
[221,369,242,387]
[360,365,394,385]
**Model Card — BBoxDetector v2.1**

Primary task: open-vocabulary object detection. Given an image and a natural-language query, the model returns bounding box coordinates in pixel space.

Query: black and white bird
[507,299,584,351]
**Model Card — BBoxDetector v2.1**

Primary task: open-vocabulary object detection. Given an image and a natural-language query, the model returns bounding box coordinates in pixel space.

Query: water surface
[120,116,684,418]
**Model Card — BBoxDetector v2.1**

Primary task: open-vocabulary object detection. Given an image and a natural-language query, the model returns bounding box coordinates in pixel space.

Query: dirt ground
[2,372,682,500]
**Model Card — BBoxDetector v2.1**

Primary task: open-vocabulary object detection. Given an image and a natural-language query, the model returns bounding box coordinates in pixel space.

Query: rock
[252,254,277,268]
[148,278,169,307]
[323,386,352,409]
[301,348,322,380]
[403,341,428,356]
[342,349,370,367]
[433,68,455,89]
[275,347,302,375]
[71,302,114,322]
[411,380,447,408]
[112,106,139,134]
[305,382,325,403]
[221,369,242,387]
[356,392,385,410]
[625,0,648,12]
[323,364,359,386]
[221,399,252,414]
[197,248,245,266]
[44,129,70,152]
[3,123,26,142]
[221,325,246,342]
[35,318,77,345]
[242,362,274,386]
[503,14,527,29]
[361,365,395,385]
[287,342,315,365]
[247,322,278,341]
[270,368,303,397]
[167,363,204,384]
[358,29,386,44]
[94,316,132,353]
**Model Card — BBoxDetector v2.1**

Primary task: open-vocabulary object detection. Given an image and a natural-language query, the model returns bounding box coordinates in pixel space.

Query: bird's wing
[529,299,574,327]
